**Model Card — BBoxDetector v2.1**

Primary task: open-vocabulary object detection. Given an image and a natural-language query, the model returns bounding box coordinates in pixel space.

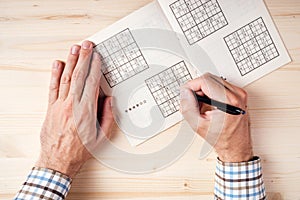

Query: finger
[185,73,218,92]
[185,74,227,102]
[186,76,247,113]
[48,60,65,104]
[209,73,247,99]
[200,103,215,114]
[209,73,236,92]
[97,97,114,142]
[70,40,94,102]
[228,85,248,106]
[81,52,102,102]
[180,87,208,137]
[59,45,81,100]
[207,74,248,107]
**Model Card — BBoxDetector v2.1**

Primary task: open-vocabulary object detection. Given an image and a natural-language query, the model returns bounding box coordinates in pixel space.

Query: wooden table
[0,0,299,199]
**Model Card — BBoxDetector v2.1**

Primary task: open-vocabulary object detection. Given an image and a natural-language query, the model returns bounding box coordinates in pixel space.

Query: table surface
[0,0,299,199]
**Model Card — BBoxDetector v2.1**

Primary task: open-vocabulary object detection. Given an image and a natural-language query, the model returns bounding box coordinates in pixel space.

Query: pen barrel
[195,95,245,115]
[211,99,244,115]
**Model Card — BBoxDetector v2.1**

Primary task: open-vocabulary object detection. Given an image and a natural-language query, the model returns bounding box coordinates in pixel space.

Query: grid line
[94,28,149,87]
[145,61,192,118]
[224,17,279,76]
[170,0,228,45]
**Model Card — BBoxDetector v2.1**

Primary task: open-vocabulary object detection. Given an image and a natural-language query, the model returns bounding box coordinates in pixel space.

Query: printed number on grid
[145,61,192,118]
[170,0,228,45]
[224,17,279,76]
[94,29,149,87]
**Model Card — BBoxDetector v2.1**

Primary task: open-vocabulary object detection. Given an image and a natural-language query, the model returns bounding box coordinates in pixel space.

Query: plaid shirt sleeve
[214,156,266,200]
[14,167,71,200]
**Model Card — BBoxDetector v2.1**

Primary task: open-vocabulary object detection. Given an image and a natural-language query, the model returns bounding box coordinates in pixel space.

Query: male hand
[36,41,114,178]
[180,73,253,162]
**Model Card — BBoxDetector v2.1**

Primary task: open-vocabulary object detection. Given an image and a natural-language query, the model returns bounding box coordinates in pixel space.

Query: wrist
[35,154,81,178]
[217,149,254,163]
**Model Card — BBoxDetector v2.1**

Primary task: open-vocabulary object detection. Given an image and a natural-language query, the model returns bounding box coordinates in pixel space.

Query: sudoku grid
[224,17,279,76]
[94,28,149,87]
[145,61,192,118]
[169,0,228,45]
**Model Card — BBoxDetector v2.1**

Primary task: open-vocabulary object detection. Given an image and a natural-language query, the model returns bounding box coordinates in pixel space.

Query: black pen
[194,93,246,115]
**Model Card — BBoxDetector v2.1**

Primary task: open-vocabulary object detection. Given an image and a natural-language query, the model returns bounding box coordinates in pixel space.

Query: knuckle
[201,74,211,85]
[63,100,73,118]
[72,70,84,81]
[195,76,205,86]
[61,74,72,84]
[183,80,192,88]
[229,97,241,107]
[240,89,248,100]
[87,75,100,86]
[67,56,78,66]
[202,72,211,79]
[80,49,92,58]
[49,84,58,90]
[49,78,59,90]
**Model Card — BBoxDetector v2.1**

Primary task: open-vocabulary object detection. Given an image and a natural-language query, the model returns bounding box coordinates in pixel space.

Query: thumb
[96,97,114,144]
[101,97,114,137]
[180,87,207,135]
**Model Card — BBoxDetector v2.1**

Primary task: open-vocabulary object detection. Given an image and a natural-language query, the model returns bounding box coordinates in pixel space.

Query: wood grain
[0,0,299,199]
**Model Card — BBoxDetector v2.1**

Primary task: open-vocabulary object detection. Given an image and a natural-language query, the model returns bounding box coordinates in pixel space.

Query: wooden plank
[0,0,299,199]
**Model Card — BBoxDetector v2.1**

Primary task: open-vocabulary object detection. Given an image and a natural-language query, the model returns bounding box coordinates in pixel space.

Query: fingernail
[82,41,92,50]
[71,45,80,55]
[180,88,189,100]
[53,61,60,70]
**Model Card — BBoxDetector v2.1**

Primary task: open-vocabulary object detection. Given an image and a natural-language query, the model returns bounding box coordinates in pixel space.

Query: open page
[157,0,291,86]
[87,2,203,146]
[87,0,291,146]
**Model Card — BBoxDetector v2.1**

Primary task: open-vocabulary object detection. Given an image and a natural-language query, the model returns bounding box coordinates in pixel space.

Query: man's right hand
[180,73,253,163]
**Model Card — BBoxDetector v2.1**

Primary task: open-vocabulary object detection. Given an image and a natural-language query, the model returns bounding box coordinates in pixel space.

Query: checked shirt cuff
[214,156,266,200]
[14,167,71,200]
